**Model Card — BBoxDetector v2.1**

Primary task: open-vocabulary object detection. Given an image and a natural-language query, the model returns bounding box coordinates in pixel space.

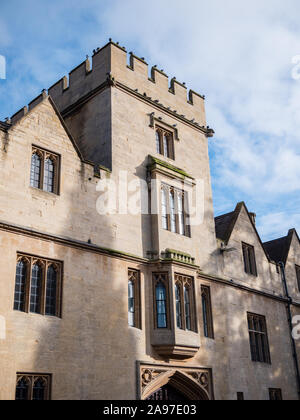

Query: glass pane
[156,282,167,328]
[169,190,176,233]
[128,281,135,327]
[185,287,191,331]
[30,264,42,314]
[156,131,161,154]
[43,158,55,193]
[175,285,182,329]
[30,153,41,188]
[14,261,27,311]
[163,135,168,157]
[177,193,185,235]
[16,378,29,400]
[161,188,168,230]
[32,378,46,401]
[45,266,57,316]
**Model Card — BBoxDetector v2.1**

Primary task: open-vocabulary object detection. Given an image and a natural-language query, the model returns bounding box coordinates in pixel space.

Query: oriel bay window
[16,374,51,400]
[161,184,190,237]
[156,127,174,160]
[30,146,60,194]
[128,269,141,329]
[13,254,62,318]
[174,274,196,332]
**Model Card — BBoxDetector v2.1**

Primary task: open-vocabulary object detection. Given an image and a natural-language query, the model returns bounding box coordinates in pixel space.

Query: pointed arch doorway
[140,366,212,401]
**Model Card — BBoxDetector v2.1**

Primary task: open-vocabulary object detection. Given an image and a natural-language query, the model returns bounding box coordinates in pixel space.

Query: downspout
[279,262,300,400]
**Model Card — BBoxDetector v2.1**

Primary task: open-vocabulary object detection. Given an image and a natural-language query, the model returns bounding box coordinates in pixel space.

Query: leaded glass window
[14,259,27,312]
[15,377,29,400]
[14,254,62,318]
[16,374,51,400]
[155,127,174,160]
[30,147,59,194]
[43,158,55,193]
[30,153,41,189]
[30,264,42,314]
[45,265,57,316]
[156,281,167,329]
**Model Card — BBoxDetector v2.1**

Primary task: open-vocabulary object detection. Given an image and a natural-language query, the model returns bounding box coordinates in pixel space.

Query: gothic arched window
[153,274,169,329]
[175,283,183,329]
[32,377,47,401]
[14,259,28,312]
[184,286,192,331]
[30,147,60,194]
[174,274,196,332]
[155,127,174,160]
[30,263,43,314]
[43,157,55,193]
[45,265,57,316]
[15,374,51,400]
[30,152,42,189]
[15,377,29,400]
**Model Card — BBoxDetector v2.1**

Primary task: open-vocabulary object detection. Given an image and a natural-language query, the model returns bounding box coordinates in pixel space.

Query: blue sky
[0,0,300,242]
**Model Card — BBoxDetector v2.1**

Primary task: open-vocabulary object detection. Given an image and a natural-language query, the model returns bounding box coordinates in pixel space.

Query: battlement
[10,40,209,129]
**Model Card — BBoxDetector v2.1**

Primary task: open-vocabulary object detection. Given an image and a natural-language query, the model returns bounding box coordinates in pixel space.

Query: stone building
[0,40,299,400]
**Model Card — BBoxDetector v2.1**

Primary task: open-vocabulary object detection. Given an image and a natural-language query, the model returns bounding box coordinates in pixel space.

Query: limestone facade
[0,40,299,400]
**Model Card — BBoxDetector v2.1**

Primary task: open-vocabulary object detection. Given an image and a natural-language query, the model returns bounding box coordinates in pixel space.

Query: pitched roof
[263,229,300,265]
[214,210,236,242]
[215,202,271,261]
[0,121,10,132]
[214,202,248,243]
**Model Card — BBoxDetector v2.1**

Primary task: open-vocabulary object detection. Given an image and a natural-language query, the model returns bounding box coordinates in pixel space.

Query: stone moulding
[152,344,200,360]
[148,155,194,181]
[163,249,196,266]
[138,362,214,400]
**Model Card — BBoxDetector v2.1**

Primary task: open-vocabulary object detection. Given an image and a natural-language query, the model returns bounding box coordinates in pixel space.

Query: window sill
[29,186,60,198]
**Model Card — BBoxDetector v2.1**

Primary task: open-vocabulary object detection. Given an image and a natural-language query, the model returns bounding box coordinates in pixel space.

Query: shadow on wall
[27,166,141,400]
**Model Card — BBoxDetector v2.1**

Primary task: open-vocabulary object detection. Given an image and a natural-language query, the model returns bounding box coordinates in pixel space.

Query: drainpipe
[279,262,300,400]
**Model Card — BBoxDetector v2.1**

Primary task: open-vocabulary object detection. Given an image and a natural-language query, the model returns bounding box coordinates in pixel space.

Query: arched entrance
[141,369,210,400]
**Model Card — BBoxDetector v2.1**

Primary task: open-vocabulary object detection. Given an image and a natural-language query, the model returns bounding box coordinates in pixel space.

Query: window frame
[242,243,258,277]
[269,388,282,401]
[161,183,191,238]
[30,146,60,195]
[174,274,197,333]
[16,373,51,401]
[201,285,214,339]
[128,269,141,329]
[153,273,170,330]
[247,313,271,364]
[155,126,175,160]
[13,253,63,318]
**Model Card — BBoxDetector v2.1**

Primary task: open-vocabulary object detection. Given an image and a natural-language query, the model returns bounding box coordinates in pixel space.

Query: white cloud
[1,0,300,239]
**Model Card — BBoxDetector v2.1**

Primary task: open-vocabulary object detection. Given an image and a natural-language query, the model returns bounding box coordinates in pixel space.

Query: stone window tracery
[13,254,62,318]
[30,146,60,194]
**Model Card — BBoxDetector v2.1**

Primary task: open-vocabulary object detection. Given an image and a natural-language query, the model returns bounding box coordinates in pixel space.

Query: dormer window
[155,127,174,160]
